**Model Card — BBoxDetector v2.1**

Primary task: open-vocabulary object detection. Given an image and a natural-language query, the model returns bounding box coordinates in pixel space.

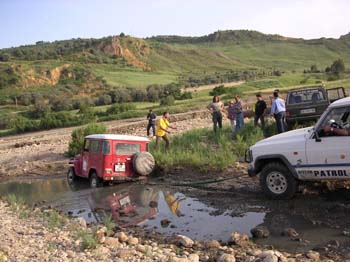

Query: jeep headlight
[245,149,253,163]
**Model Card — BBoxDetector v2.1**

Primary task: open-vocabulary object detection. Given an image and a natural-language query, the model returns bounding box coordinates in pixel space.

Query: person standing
[155,112,176,150]
[254,94,267,129]
[227,101,236,131]
[207,96,224,133]
[270,91,286,133]
[232,96,244,132]
[146,109,157,137]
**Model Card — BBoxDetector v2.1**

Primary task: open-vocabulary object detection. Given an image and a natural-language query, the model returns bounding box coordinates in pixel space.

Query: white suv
[246,97,350,199]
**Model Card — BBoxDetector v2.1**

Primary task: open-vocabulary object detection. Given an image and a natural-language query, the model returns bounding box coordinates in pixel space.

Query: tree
[96,94,112,106]
[310,64,318,73]
[329,59,345,74]
[67,123,107,157]
[160,95,175,106]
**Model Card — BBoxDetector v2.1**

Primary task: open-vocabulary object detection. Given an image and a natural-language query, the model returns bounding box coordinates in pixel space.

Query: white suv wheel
[266,171,287,194]
[260,162,298,199]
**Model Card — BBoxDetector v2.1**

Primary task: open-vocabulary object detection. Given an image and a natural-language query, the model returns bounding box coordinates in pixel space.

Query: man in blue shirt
[270,91,286,133]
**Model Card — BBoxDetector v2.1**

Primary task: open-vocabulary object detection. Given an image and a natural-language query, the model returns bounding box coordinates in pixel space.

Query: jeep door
[304,106,350,180]
[81,139,90,178]
[326,87,345,103]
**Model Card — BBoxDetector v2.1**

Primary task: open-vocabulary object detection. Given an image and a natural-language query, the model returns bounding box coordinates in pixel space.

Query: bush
[209,85,226,96]
[106,103,136,115]
[8,116,39,133]
[160,95,175,106]
[95,94,112,106]
[67,123,107,157]
[40,112,77,129]
[327,75,339,81]
[177,91,193,100]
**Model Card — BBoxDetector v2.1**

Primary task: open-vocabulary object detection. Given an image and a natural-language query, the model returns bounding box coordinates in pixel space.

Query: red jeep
[67,134,155,187]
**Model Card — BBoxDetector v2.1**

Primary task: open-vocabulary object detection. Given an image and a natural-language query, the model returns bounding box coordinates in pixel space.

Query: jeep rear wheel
[67,167,76,184]
[260,162,297,199]
[89,172,102,188]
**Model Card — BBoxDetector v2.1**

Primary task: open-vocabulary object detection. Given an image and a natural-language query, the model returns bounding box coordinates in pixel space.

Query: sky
[0,0,349,49]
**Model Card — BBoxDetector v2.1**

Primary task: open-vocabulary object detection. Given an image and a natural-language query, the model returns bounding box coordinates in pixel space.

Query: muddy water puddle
[0,178,348,253]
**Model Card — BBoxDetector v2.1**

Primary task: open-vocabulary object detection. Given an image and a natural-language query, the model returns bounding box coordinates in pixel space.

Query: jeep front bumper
[248,166,258,177]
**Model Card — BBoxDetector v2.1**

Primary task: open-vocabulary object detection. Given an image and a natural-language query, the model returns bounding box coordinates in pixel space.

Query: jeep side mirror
[314,131,322,142]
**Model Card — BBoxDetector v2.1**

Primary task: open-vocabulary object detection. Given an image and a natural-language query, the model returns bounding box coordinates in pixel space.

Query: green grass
[150,122,267,172]
[6,194,30,218]
[45,210,65,229]
[91,64,178,87]
[76,228,99,250]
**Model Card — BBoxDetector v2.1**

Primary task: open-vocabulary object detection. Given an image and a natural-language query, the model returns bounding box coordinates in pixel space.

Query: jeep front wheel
[67,167,76,184]
[260,162,297,199]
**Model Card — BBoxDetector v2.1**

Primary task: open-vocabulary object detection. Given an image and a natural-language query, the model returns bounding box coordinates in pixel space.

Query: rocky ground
[0,198,336,262]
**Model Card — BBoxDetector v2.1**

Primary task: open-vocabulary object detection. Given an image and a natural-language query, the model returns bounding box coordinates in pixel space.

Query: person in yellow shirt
[155,112,176,150]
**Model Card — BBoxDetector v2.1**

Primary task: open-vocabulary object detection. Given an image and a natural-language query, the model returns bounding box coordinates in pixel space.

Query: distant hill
[0,29,350,97]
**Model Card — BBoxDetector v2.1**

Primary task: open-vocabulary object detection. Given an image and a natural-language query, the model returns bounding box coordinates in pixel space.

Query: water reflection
[0,178,265,242]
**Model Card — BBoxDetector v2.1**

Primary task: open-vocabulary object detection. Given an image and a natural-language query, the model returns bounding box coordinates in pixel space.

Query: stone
[76,217,87,228]
[205,240,221,249]
[306,250,320,261]
[229,232,250,247]
[116,249,136,258]
[259,251,278,262]
[95,228,106,243]
[169,257,190,262]
[115,232,129,242]
[174,235,194,248]
[136,244,147,253]
[104,237,119,248]
[188,254,199,262]
[66,250,75,258]
[217,253,236,262]
[282,228,299,238]
[161,219,171,227]
[127,237,139,245]
[251,226,270,238]
[327,240,340,247]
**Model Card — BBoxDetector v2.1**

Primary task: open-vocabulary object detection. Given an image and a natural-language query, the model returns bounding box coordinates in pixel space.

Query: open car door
[327,87,346,103]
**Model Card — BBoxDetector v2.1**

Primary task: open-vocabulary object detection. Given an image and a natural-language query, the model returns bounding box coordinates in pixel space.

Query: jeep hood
[252,127,312,148]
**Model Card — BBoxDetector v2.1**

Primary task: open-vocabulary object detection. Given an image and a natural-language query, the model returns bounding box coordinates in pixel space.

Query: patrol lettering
[314,170,347,177]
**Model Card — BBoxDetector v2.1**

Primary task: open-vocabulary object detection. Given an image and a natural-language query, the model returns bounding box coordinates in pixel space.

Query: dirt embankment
[0,110,213,181]
[181,81,245,93]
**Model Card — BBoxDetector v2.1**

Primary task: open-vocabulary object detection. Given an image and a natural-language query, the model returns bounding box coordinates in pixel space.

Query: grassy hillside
[1,30,350,88]
[0,30,350,135]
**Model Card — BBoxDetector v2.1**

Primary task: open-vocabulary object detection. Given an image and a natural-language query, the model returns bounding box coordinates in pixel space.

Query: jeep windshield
[288,89,326,104]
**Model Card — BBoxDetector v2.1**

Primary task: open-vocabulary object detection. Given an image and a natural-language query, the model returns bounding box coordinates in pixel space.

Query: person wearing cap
[254,94,267,129]
[270,91,286,133]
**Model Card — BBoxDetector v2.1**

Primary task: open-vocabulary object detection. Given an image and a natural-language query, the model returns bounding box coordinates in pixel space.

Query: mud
[2,174,350,259]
